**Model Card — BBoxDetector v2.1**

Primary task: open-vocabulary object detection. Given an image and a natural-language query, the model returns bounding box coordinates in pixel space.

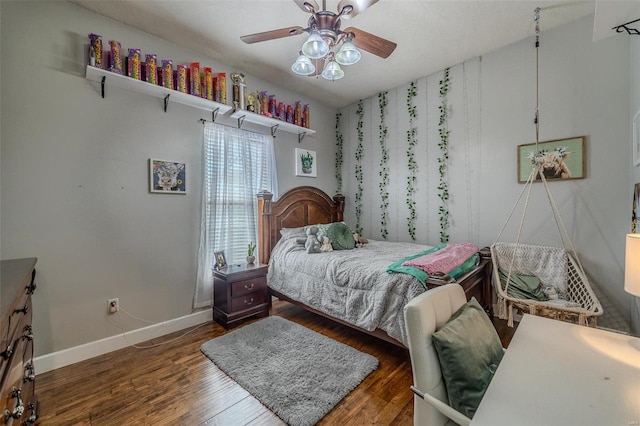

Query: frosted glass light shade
[291,54,315,75]
[321,60,344,81]
[335,39,361,66]
[625,234,640,297]
[302,32,329,59]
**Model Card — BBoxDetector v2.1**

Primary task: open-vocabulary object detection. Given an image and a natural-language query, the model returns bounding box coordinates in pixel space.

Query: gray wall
[0,1,337,356]
[630,36,640,334]
[2,1,635,360]
[339,15,633,330]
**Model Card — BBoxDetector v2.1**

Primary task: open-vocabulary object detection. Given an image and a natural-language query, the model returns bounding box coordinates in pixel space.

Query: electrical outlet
[107,298,119,314]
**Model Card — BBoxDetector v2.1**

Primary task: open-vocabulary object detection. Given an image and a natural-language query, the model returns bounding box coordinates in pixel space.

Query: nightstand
[213,263,269,328]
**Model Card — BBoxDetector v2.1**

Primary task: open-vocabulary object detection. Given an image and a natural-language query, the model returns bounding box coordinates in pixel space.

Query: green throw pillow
[320,222,355,250]
[431,297,504,419]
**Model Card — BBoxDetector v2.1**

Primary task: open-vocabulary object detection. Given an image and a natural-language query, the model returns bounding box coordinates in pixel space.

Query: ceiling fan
[240,0,397,80]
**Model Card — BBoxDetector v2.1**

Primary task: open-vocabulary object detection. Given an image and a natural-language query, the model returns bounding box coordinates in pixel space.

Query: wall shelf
[229,109,315,142]
[85,65,232,117]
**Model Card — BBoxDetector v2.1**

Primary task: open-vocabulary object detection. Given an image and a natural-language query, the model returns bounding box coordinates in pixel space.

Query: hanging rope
[492,7,602,326]
[534,7,541,147]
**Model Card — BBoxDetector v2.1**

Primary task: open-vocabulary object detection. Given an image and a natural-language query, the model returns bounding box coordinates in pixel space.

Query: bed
[257,186,492,347]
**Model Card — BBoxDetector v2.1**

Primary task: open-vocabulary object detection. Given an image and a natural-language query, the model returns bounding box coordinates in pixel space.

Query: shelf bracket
[298,132,307,143]
[613,18,640,35]
[163,94,170,113]
[101,76,106,98]
[212,108,219,122]
[236,115,246,129]
[270,124,279,138]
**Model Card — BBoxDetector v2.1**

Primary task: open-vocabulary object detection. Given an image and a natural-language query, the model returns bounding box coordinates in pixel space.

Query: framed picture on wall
[633,183,640,233]
[633,110,640,167]
[295,148,317,178]
[149,159,186,194]
[517,136,585,183]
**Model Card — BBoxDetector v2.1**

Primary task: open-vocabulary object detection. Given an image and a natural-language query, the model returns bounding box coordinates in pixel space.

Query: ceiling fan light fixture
[335,38,361,66]
[301,31,330,59]
[321,59,344,81]
[291,54,316,75]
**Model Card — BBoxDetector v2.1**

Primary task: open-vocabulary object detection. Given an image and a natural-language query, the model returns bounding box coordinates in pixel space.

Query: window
[194,122,277,308]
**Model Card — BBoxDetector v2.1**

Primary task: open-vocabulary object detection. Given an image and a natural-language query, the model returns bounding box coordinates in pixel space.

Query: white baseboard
[34,309,213,374]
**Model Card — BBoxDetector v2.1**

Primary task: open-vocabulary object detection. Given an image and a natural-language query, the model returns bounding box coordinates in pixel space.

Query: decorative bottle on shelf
[231,72,246,110]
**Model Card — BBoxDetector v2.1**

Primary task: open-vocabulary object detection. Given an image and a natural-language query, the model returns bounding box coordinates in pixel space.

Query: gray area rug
[200,316,378,426]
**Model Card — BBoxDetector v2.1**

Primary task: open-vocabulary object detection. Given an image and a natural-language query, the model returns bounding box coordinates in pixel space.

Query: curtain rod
[198,118,276,138]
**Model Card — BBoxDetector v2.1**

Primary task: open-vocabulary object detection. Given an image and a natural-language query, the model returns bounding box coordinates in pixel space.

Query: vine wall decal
[378,91,389,240]
[335,112,344,193]
[355,100,364,235]
[438,67,451,243]
[406,81,418,241]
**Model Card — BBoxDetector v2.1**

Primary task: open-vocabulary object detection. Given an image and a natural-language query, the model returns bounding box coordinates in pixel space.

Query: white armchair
[403,284,472,426]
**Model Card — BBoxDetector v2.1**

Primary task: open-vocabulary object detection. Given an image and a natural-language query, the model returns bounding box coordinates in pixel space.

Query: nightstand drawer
[230,276,266,298]
[230,291,267,312]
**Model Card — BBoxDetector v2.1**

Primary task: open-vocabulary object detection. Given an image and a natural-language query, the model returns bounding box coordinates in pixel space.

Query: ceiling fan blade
[344,26,396,58]
[241,26,306,44]
[337,0,379,19]
[294,0,319,13]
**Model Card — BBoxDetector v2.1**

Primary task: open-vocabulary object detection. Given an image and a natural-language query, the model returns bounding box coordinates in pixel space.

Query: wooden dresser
[213,263,269,328]
[1,258,38,425]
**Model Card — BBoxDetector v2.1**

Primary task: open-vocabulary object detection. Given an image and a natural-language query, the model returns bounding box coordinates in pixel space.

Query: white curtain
[194,122,278,309]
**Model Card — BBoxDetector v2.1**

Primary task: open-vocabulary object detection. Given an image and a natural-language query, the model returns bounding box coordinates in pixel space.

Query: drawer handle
[25,403,36,424]
[4,388,24,421]
[14,304,29,315]
[244,298,254,306]
[22,325,33,342]
[243,283,254,290]
[1,345,12,360]
[23,362,35,383]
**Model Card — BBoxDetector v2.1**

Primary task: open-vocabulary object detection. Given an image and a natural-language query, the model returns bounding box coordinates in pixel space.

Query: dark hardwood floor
[36,300,517,425]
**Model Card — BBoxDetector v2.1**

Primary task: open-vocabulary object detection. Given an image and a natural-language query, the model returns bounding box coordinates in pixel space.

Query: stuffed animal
[320,236,333,252]
[353,233,368,248]
[296,226,322,254]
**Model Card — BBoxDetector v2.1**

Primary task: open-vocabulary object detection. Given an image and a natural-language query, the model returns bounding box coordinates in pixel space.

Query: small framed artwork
[632,183,640,233]
[214,250,227,270]
[295,148,317,178]
[633,110,640,167]
[517,136,585,183]
[149,159,186,194]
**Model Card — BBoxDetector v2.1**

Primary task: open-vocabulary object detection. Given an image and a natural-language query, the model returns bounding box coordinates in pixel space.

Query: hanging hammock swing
[490,8,603,327]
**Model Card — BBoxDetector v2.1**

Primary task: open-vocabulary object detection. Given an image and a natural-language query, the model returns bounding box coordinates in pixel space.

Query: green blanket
[498,268,549,301]
[386,244,479,288]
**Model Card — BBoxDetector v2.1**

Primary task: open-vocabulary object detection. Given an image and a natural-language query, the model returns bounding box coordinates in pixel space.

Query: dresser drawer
[213,263,268,329]
[1,332,34,425]
[230,290,267,312]
[230,276,266,298]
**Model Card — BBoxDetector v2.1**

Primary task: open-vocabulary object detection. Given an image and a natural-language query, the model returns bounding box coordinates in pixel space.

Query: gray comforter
[267,231,432,345]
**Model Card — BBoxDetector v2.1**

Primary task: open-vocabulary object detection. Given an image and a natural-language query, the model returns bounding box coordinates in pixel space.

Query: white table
[471,314,640,426]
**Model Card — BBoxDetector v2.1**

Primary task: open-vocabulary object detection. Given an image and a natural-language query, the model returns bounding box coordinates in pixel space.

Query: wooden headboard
[257,186,345,264]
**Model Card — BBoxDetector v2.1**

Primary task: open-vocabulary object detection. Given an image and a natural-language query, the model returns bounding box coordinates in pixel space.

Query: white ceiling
[70,0,612,108]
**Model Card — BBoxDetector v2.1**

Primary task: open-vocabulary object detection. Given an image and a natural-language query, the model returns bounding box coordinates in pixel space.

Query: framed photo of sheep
[295,148,317,178]
[149,159,186,194]
[517,136,585,183]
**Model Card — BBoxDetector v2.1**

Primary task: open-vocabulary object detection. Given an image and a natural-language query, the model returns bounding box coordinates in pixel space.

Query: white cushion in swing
[492,243,568,294]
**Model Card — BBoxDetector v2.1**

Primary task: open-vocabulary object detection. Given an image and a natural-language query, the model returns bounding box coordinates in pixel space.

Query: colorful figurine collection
[88,33,310,127]
[88,34,226,104]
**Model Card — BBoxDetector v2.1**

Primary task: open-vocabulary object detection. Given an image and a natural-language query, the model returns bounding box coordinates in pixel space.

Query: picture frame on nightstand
[214,250,227,270]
